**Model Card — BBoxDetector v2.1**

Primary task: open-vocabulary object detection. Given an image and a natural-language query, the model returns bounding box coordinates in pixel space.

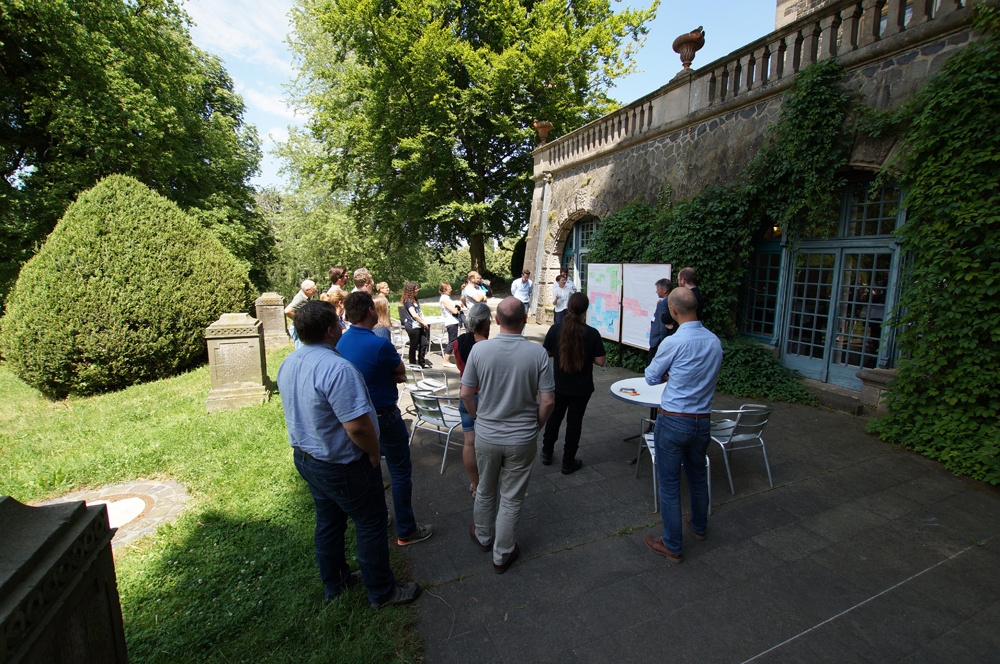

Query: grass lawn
[0,344,421,663]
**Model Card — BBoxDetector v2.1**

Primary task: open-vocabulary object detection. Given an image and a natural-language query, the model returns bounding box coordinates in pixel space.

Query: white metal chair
[710,404,774,494]
[400,364,448,416]
[389,319,407,354]
[407,391,464,473]
[636,417,711,514]
[428,325,450,360]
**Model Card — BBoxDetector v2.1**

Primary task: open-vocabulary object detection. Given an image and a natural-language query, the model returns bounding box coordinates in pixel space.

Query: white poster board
[585,263,622,341]
[621,263,672,349]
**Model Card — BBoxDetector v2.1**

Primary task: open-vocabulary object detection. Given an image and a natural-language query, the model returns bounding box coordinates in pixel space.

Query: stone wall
[523,0,979,320]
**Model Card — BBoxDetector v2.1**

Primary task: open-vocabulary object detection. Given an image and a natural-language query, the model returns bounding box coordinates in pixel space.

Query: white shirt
[439,294,460,325]
[511,278,532,304]
[552,283,570,312]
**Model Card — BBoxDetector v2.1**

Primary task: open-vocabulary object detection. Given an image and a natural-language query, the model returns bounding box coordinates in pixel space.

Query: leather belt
[658,408,710,419]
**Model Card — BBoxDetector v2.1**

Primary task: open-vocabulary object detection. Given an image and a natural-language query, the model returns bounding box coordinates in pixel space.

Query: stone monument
[204,313,271,413]
[253,292,291,349]
[0,497,128,663]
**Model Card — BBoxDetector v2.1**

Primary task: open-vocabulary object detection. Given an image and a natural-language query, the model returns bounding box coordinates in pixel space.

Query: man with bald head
[461,297,555,574]
[642,286,723,563]
[285,279,318,349]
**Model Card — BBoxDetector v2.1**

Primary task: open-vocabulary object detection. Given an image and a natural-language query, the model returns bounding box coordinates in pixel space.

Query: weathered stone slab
[204,313,271,412]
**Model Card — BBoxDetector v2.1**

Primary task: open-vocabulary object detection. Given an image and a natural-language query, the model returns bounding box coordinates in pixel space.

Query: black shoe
[420,360,434,369]
[369,581,422,609]
[540,451,553,466]
[561,459,583,474]
[492,544,520,574]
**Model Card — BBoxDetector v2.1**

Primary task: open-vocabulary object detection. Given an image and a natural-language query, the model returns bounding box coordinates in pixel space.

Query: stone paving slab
[398,323,1000,662]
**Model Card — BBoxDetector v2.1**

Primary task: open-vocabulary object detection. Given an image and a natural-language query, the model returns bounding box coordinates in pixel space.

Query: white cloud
[266,126,290,145]
[184,0,297,77]
[243,88,297,120]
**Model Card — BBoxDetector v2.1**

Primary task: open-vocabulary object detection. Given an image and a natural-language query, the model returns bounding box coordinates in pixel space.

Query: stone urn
[672,26,706,71]
[533,119,553,144]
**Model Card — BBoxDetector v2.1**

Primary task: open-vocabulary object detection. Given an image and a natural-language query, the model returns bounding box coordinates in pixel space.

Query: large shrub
[1,175,254,398]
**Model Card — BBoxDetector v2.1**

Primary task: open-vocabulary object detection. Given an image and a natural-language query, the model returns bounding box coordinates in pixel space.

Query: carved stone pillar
[882,0,907,39]
[0,498,128,664]
[819,14,842,60]
[205,313,271,413]
[858,0,885,49]
[840,2,864,52]
[254,292,291,350]
[783,31,802,77]
[767,37,786,81]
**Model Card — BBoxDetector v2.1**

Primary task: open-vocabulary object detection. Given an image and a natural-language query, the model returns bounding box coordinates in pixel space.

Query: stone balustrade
[533,0,973,177]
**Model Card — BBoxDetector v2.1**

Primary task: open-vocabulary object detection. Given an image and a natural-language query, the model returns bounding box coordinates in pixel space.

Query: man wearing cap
[642,287,723,563]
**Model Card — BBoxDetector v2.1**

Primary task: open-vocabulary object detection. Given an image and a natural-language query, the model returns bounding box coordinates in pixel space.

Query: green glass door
[782,250,892,389]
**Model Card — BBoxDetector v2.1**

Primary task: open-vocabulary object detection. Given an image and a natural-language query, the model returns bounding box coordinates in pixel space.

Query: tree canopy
[285,0,657,272]
[0,0,272,304]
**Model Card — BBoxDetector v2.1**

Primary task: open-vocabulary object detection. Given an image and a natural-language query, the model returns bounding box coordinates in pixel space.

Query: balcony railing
[535,0,971,174]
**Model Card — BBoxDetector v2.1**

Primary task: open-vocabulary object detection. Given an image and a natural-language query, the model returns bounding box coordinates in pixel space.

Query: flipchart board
[621,263,672,349]
[585,263,622,342]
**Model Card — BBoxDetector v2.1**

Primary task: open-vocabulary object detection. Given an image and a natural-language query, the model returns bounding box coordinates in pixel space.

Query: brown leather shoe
[643,535,682,563]
[470,524,492,552]
[684,515,707,541]
[492,544,520,574]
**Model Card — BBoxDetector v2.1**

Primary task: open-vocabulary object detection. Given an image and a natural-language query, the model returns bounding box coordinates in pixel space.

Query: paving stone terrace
[397,322,1000,662]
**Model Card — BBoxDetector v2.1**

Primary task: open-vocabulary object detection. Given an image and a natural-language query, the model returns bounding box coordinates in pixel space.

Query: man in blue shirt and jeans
[338,291,434,547]
[277,300,421,608]
[643,287,723,563]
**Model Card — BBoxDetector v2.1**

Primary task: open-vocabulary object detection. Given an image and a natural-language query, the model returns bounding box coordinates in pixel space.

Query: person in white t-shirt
[439,283,464,367]
[552,274,571,325]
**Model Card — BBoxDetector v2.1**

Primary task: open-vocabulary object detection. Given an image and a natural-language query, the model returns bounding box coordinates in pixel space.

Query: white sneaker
[443,362,456,368]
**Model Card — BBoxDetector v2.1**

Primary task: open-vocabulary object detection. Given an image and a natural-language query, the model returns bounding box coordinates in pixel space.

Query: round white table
[610,376,665,455]
[609,376,665,409]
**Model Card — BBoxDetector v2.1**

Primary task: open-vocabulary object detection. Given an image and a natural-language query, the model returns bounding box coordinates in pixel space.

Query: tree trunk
[469,233,487,275]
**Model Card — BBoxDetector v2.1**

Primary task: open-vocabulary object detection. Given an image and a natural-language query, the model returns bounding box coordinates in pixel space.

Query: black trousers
[405,326,428,364]
[542,392,593,467]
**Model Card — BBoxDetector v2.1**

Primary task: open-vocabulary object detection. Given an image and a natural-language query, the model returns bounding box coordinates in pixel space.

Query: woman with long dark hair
[400,281,431,368]
[541,292,606,474]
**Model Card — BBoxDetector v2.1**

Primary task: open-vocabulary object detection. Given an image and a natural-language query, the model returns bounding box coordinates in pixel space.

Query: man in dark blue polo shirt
[338,291,434,547]
[277,300,420,608]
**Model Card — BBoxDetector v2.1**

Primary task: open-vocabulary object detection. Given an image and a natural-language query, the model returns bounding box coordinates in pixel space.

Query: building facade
[523,0,980,391]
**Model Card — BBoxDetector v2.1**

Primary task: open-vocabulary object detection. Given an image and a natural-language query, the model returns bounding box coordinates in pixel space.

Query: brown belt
[658,408,711,419]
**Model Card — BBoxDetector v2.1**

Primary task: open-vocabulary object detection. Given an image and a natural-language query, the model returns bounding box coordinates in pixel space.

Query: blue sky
[185,0,778,190]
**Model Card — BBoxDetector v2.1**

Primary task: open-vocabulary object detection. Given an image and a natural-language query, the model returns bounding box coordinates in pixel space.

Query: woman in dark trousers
[400,281,431,368]
[541,292,607,474]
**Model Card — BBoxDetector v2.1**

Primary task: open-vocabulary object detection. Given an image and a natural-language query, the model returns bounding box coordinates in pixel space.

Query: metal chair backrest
[725,404,771,442]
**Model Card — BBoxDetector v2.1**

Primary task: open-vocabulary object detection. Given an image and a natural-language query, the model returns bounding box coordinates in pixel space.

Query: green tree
[0,0,272,304]
[285,0,656,273]
[261,184,424,298]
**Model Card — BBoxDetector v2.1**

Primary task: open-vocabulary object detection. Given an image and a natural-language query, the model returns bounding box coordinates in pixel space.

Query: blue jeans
[654,414,711,555]
[378,407,417,538]
[293,449,396,604]
[553,310,566,326]
[289,324,303,349]
[458,394,478,432]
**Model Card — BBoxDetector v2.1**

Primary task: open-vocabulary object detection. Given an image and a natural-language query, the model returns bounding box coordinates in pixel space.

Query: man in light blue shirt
[277,300,421,608]
[642,287,723,563]
[510,270,533,313]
